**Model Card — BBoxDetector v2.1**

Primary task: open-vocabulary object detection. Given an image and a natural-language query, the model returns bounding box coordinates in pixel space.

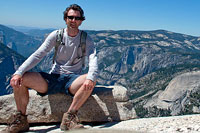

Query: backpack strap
[53,28,65,64]
[79,31,87,67]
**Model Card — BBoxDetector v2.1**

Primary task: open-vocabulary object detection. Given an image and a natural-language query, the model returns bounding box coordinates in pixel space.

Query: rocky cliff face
[0,24,42,57]
[144,71,200,116]
[129,70,200,118]
[0,43,25,95]
[88,30,200,87]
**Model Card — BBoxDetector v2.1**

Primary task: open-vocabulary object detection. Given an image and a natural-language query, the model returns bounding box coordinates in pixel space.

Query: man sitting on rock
[3,4,98,132]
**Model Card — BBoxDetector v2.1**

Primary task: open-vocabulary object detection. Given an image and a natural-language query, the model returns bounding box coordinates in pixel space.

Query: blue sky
[0,0,200,36]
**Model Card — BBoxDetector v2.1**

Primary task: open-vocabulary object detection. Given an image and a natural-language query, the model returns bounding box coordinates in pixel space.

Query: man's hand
[83,79,96,91]
[10,74,23,88]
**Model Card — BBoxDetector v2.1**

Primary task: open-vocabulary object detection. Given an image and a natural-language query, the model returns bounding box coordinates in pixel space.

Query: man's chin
[69,25,78,29]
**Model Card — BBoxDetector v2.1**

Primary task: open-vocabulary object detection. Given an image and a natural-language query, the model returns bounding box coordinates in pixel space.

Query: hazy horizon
[1,0,200,37]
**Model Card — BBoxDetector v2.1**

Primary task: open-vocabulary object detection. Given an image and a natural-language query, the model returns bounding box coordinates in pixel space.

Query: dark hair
[63,4,85,20]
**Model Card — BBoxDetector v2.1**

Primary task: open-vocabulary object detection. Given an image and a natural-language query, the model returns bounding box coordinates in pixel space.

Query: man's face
[65,9,83,29]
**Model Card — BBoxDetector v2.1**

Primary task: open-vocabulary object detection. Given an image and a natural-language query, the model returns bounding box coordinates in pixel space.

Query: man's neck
[67,28,79,37]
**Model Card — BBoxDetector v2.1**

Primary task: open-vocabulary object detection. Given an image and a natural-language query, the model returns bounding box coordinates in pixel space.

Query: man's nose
[71,17,77,22]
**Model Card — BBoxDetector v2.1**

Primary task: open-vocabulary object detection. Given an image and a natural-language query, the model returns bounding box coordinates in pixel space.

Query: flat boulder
[0,85,137,123]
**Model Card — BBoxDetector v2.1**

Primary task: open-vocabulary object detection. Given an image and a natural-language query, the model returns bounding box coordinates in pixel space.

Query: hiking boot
[2,111,29,133]
[60,110,84,131]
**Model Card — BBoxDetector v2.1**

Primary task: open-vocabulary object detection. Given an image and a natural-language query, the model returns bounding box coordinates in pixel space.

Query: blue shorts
[37,72,80,96]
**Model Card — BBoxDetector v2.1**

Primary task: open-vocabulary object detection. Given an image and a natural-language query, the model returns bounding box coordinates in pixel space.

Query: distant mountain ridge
[0,24,42,57]
[6,25,45,33]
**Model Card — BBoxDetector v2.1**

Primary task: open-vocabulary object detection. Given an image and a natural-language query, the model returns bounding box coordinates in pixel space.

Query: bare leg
[11,72,48,115]
[13,84,29,115]
[68,74,95,112]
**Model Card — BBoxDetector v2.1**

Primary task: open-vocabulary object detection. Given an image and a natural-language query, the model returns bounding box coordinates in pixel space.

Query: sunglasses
[67,16,83,20]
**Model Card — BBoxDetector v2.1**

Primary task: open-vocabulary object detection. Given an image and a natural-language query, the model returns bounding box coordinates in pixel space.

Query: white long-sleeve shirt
[14,29,98,81]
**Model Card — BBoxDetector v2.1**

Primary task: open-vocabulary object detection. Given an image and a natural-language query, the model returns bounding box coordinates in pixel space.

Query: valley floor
[0,114,200,133]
